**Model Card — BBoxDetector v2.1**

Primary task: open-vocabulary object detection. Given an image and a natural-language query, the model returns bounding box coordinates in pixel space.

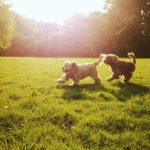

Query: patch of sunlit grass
[0,57,150,149]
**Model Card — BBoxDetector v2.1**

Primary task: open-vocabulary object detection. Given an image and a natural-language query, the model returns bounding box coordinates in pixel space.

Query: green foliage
[0,0,149,57]
[105,0,150,54]
[0,0,15,49]
[0,57,150,149]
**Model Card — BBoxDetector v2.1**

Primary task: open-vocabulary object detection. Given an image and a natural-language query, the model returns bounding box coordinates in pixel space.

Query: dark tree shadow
[60,82,150,102]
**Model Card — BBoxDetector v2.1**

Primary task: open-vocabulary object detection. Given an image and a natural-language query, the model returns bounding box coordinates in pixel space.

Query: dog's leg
[73,80,79,86]
[57,74,69,83]
[96,77,101,84]
[72,75,79,86]
[72,79,79,86]
[123,73,132,83]
[91,75,100,84]
[91,71,100,84]
[93,77,100,84]
[107,74,119,81]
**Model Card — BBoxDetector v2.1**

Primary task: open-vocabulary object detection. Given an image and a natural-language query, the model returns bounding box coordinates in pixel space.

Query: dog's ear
[72,62,78,68]
[100,53,107,62]
[71,62,78,72]
[100,53,107,59]
[110,55,118,62]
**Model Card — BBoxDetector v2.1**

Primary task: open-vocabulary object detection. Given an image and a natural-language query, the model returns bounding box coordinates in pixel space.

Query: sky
[6,0,106,24]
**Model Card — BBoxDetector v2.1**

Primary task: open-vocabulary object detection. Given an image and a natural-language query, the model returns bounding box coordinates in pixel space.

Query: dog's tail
[128,52,136,64]
[94,54,103,66]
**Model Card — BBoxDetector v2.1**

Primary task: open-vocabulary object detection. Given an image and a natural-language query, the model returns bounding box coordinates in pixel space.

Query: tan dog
[57,57,102,85]
[101,52,136,83]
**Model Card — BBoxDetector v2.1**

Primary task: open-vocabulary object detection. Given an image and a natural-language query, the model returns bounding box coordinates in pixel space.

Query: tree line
[0,0,150,57]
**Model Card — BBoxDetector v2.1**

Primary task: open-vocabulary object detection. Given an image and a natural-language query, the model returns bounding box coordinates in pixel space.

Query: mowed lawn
[0,57,150,150]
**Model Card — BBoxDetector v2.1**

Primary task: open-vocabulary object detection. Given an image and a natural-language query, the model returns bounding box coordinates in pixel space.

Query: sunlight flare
[7,0,105,24]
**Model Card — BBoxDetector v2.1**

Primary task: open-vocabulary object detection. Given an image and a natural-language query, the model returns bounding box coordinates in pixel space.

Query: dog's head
[100,53,118,65]
[62,61,78,74]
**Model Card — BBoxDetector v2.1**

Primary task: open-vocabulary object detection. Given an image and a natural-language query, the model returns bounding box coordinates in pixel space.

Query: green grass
[0,57,150,150]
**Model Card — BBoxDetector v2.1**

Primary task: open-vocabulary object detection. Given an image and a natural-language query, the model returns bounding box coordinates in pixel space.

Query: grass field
[0,57,150,150]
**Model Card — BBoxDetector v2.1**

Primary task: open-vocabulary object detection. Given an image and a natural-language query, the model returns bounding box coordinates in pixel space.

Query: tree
[104,0,150,56]
[0,0,15,49]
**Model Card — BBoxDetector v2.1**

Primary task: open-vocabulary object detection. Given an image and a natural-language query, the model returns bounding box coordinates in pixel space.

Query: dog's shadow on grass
[110,82,150,101]
[60,82,150,102]
[60,84,106,101]
[61,84,105,91]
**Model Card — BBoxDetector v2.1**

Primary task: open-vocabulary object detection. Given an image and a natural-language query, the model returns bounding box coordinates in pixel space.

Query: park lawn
[0,57,150,150]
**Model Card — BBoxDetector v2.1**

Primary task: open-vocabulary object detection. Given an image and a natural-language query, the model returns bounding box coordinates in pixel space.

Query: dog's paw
[69,83,79,86]
[57,79,65,83]
[123,79,129,84]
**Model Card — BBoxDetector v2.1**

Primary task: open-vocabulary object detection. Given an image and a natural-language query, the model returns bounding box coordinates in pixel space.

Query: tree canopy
[0,0,149,57]
[0,0,15,49]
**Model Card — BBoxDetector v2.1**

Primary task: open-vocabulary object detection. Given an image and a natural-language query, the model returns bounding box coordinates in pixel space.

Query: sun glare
[7,0,105,24]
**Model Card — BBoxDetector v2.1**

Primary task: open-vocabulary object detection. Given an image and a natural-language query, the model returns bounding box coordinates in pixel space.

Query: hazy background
[0,0,150,57]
